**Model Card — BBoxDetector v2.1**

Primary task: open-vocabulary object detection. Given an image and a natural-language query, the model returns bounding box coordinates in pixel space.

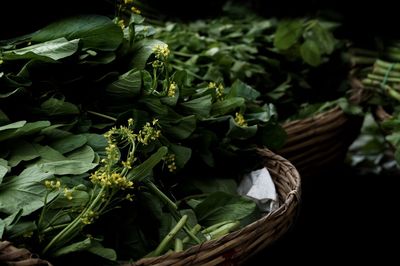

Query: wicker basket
[0,240,52,266]
[120,148,301,266]
[277,83,364,177]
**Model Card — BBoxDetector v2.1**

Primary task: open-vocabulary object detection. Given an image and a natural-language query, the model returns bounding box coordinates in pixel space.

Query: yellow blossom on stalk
[131,6,141,14]
[125,194,134,201]
[137,119,161,145]
[118,19,125,29]
[124,0,133,4]
[208,82,216,89]
[44,180,61,190]
[81,210,98,225]
[234,112,247,127]
[152,44,170,59]
[164,153,177,172]
[216,84,224,100]
[64,188,73,200]
[168,82,177,97]
[152,60,163,69]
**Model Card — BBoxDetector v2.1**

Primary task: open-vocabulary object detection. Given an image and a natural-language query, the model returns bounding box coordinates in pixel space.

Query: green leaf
[50,134,87,154]
[0,121,26,131]
[52,238,92,257]
[65,145,95,163]
[49,190,90,209]
[308,23,335,54]
[194,192,257,226]
[8,140,40,167]
[87,244,117,261]
[226,117,258,139]
[31,144,67,163]
[161,115,196,139]
[3,38,79,61]
[32,15,123,51]
[190,178,237,195]
[130,39,166,70]
[106,69,142,98]
[228,80,260,101]
[83,134,107,153]
[169,144,192,168]
[40,98,80,116]
[0,158,9,179]
[0,121,50,142]
[38,160,97,175]
[211,97,245,116]
[140,97,169,115]
[274,20,304,50]
[0,166,57,215]
[300,39,321,66]
[127,146,168,181]
[181,94,213,118]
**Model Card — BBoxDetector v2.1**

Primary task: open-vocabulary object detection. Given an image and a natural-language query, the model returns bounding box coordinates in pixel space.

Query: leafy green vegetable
[194,191,257,226]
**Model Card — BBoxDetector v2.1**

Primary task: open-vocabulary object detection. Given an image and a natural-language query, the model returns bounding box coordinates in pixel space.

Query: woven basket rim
[121,148,301,266]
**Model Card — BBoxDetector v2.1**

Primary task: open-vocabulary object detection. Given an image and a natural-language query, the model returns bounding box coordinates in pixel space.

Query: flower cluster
[137,119,161,145]
[167,82,177,97]
[208,82,224,100]
[234,112,247,127]
[90,171,133,189]
[44,180,61,190]
[164,153,177,172]
[153,44,170,59]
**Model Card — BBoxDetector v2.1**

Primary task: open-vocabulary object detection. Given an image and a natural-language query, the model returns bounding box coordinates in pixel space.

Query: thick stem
[152,215,188,257]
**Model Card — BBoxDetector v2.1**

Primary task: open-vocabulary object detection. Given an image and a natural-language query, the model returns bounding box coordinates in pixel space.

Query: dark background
[245,163,399,264]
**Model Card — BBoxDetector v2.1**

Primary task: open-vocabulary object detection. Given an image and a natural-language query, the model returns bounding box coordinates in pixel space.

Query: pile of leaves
[0,3,282,265]
[152,3,351,121]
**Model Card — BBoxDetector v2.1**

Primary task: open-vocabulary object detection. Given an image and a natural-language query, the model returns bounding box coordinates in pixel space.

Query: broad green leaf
[211,97,245,116]
[190,178,237,194]
[83,134,107,153]
[38,160,97,175]
[300,39,321,66]
[126,146,168,181]
[52,238,92,257]
[6,220,36,239]
[169,144,192,168]
[140,97,169,115]
[0,121,50,142]
[308,23,335,54]
[0,166,57,215]
[130,39,166,70]
[0,159,9,183]
[194,192,257,226]
[32,144,67,163]
[65,145,95,163]
[0,219,4,238]
[226,117,258,139]
[0,121,26,131]
[161,115,196,139]
[3,38,79,61]
[274,20,303,50]
[8,140,40,167]
[50,134,87,154]
[32,15,123,51]
[40,98,80,116]
[106,69,142,98]
[180,94,212,118]
[49,190,90,209]
[87,245,117,261]
[228,80,260,101]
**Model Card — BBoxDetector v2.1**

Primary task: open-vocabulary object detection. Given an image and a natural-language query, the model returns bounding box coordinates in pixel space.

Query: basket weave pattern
[278,85,364,176]
[121,149,301,266]
[0,240,52,266]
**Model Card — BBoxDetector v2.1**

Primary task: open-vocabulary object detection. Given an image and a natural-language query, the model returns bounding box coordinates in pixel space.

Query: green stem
[42,186,106,254]
[182,224,202,244]
[87,111,117,122]
[152,215,188,257]
[145,181,177,210]
[174,238,183,252]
